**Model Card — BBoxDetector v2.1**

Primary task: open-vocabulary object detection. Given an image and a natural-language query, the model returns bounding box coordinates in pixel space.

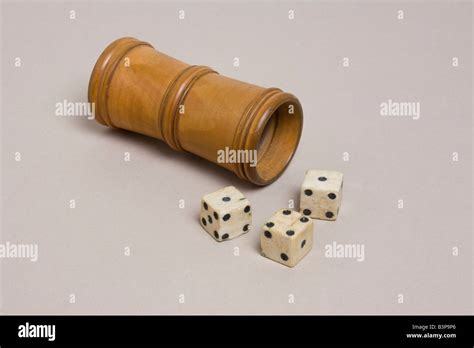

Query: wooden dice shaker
[88,37,303,185]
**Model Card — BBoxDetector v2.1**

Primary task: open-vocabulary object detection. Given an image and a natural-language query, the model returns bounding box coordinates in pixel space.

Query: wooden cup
[88,37,303,185]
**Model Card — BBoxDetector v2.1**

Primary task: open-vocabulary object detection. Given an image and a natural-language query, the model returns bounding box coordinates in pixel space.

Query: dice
[260,209,313,267]
[200,186,252,242]
[300,170,343,221]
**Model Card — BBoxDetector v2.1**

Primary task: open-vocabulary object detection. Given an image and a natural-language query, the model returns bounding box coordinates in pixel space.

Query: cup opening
[253,100,302,184]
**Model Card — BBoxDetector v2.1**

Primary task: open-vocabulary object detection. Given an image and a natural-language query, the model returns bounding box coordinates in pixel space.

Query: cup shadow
[75,116,262,193]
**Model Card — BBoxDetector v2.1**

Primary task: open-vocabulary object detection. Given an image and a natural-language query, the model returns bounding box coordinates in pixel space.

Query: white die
[200,186,252,242]
[300,170,343,221]
[260,209,313,267]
